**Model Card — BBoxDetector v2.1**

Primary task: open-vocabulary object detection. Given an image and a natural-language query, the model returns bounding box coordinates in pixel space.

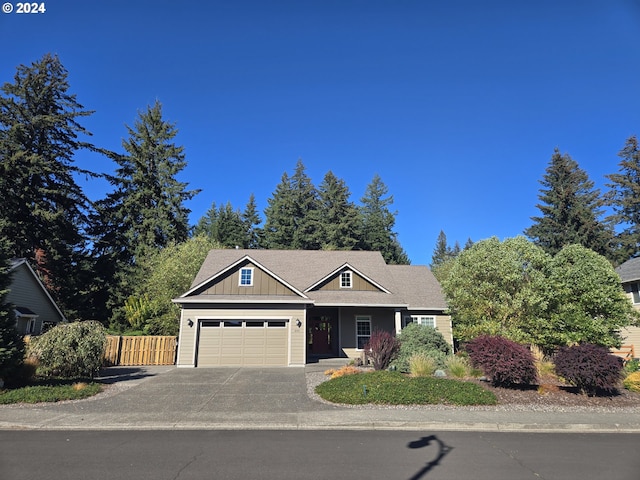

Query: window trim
[403,315,436,329]
[239,267,254,287]
[355,315,371,350]
[340,270,353,289]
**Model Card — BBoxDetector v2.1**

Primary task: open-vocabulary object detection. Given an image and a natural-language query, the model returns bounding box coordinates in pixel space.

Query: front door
[310,317,333,355]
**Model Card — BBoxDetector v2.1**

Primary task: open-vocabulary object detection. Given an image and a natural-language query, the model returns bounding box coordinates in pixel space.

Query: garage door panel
[197,319,289,367]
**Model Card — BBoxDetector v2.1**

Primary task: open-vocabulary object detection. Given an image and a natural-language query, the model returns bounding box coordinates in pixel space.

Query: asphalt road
[1,430,638,480]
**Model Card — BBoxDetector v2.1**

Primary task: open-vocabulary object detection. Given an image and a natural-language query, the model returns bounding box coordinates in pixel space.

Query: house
[615,257,640,358]
[173,249,451,367]
[8,258,67,335]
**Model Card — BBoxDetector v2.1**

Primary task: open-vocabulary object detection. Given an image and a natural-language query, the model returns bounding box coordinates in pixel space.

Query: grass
[0,378,103,404]
[315,370,497,406]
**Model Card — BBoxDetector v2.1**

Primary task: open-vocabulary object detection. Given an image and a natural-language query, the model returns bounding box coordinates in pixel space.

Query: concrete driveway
[96,366,334,415]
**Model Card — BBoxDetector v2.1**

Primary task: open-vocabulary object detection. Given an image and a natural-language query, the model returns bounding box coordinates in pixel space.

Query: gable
[311,267,383,292]
[7,261,66,324]
[191,260,298,297]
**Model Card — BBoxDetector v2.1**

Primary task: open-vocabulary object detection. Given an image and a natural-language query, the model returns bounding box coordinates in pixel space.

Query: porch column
[394,310,402,335]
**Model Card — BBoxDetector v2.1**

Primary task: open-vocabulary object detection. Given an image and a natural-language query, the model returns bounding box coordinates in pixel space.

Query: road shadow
[407,434,453,479]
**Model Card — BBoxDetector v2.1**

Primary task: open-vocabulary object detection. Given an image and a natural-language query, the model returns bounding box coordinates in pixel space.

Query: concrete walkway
[1,365,639,433]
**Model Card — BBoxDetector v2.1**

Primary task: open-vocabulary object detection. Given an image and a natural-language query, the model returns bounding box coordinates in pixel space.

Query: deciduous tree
[443,236,549,343]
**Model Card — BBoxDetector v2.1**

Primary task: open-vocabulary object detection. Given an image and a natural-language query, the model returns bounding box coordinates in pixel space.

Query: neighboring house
[7,258,66,335]
[615,257,640,358]
[173,249,451,367]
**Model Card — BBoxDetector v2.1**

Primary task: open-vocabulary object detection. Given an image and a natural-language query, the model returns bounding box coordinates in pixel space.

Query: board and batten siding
[177,306,306,367]
[7,263,62,326]
[200,262,297,296]
[316,270,381,292]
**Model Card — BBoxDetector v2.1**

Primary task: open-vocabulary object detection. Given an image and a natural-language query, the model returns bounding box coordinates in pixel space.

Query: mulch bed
[475,374,640,408]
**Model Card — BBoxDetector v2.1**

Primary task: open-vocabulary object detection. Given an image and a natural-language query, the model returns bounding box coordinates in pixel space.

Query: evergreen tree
[0,54,98,320]
[193,201,219,239]
[241,193,262,248]
[316,171,361,250]
[0,223,24,383]
[289,160,321,249]
[263,161,320,249]
[359,174,409,264]
[262,171,296,249]
[431,230,457,268]
[91,101,198,325]
[524,148,613,259]
[216,202,246,248]
[605,135,640,262]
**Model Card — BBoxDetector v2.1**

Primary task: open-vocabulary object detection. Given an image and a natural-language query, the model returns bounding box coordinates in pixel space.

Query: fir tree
[193,202,219,239]
[216,202,246,248]
[263,160,320,249]
[91,101,198,325]
[525,148,613,259]
[241,193,262,248]
[316,171,361,250]
[359,174,409,264]
[0,54,99,319]
[263,171,296,249]
[605,135,640,262]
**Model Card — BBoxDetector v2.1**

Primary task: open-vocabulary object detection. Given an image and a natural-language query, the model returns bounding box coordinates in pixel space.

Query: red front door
[310,319,332,355]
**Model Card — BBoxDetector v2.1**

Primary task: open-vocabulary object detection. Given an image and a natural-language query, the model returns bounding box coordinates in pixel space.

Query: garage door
[197,320,289,366]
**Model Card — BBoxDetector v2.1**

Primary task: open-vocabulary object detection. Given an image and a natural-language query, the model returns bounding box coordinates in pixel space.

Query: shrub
[554,344,623,396]
[324,365,361,379]
[364,329,400,371]
[315,370,497,406]
[409,353,437,377]
[445,355,471,378]
[623,371,640,393]
[394,323,451,373]
[29,321,107,379]
[624,358,639,374]
[466,335,537,387]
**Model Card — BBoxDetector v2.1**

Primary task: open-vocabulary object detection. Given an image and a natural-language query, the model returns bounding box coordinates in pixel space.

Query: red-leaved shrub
[554,344,623,396]
[465,335,537,387]
[365,329,400,371]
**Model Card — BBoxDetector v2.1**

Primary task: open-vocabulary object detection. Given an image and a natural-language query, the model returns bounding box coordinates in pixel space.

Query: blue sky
[2,1,639,266]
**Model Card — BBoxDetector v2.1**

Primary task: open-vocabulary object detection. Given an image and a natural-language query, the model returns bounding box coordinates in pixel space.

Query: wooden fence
[104,335,177,366]
[611,344,635,364]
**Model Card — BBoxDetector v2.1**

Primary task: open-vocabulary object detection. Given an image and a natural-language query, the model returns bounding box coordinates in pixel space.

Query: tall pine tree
[525,148,613,259]
[359,174,409,264]
[241,193,262,248]
[316,171,361,250]
[0,54,98,320]
[605,135,640,263]
[263,160,320,249]
[91,101,198,325]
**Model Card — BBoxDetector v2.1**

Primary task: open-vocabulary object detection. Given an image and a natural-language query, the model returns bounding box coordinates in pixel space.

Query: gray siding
[7,263,63,333]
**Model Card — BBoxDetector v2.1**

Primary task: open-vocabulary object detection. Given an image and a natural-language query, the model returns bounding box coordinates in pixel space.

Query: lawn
[315,370,498,406]
[0,378,103,404]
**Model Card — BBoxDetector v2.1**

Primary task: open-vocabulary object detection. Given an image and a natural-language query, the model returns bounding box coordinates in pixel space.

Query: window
[356,316,371,349]
[340,271,352,288]
[201,320,220,327]
[403,315,436,328]
[246,321,264,327]
[630,283,640,304]
[27,318,36,334]
[239,267,253,286]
